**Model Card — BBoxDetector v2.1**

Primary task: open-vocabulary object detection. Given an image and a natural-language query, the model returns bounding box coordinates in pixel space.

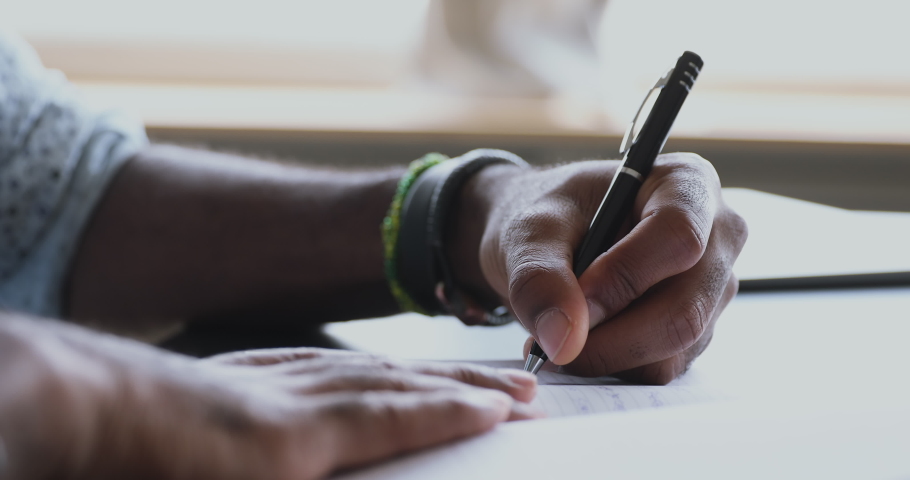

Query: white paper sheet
[478,360,724,417]
[725,188,910,280]
[336,399,910,480]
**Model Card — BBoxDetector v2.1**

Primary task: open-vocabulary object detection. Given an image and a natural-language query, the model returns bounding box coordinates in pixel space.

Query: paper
[725,188,910,280]
[336,399,910,480]
[478,360,723,417]
[533,384,719,417]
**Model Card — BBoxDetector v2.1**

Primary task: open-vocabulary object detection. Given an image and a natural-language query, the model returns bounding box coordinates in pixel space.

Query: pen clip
[619,67,673,155]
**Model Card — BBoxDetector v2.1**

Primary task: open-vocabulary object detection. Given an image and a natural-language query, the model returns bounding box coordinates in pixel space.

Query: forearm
[66,145,403,334]
[0,314,107,480]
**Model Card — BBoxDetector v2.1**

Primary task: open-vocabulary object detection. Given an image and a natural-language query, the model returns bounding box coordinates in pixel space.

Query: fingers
[406,361,538,403]
[564,217,743,379]
[274,356,537,403]
[293,371,544,421]
[205,348,538,403]
[495,155,731,368]
[613,274,737,385]
[578,154,721,330]
[319,389,513,471]
[291,370,542,424]
[292,369,468,394]
[560,155,747,382]
[501,199,591,364]
[293,367,536,402]
[278,390,516,479]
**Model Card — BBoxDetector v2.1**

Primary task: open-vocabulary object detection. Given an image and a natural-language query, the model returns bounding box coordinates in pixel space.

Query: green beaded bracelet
[382,152,449,314]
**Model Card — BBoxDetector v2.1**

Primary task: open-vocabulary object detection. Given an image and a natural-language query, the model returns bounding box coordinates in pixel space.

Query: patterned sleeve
[0,32,148,317]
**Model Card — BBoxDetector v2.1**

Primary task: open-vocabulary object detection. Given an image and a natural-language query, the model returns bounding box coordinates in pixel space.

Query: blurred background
[3,0,908,210]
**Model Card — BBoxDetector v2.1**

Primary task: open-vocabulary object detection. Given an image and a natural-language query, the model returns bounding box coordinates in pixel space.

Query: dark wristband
[396,149,528,324]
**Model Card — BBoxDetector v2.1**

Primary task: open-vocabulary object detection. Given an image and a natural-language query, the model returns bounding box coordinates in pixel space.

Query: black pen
[523,51,704,374]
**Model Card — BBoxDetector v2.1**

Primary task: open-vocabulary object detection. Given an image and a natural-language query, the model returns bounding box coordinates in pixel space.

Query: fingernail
[587,299,606,328]
[535,308,571,360]
[501,369,538,389]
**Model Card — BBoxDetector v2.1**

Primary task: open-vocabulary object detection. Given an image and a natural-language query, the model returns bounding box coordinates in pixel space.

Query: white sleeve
[0,32,148,317]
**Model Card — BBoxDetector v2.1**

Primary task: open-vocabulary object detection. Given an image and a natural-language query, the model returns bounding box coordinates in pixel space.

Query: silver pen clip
[619,67,674,155]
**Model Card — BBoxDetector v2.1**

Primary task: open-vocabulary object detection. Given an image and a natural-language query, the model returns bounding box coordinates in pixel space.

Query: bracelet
[391,149,529,325]
[382,153,449,314]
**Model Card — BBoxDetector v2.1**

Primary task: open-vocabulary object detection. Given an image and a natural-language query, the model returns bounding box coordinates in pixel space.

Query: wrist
[389,149,528,320]
[446,163,522,306]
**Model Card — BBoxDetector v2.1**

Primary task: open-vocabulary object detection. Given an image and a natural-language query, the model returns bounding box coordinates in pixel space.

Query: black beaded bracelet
[395,149,529,326]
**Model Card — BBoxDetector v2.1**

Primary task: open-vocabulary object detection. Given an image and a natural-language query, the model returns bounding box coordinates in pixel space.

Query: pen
[523,51,704,374]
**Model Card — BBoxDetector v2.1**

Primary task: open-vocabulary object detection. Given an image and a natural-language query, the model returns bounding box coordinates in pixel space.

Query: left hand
[448,153,748,384]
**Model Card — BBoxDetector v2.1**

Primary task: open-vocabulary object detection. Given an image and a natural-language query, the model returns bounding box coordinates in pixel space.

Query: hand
[0,316,539,480]
[449,153,748,384]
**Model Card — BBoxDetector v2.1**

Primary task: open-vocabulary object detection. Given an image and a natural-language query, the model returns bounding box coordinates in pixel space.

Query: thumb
[504,220,589,365]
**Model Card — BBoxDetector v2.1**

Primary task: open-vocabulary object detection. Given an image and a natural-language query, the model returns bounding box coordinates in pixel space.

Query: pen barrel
[625,51,701,176]
[573,170,642,277]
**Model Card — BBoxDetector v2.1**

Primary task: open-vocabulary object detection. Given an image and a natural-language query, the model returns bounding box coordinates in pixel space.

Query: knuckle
[659,152,718,181]
[687,154,719,180]
[665,296,710,353]
[657,207,709,266]
[725,209,750,253]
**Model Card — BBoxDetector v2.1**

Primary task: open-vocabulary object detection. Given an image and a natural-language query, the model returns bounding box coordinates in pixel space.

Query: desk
[323,190,910,479]
[325,288,910,479]
[325,289,910,480]
[327,286,910,400]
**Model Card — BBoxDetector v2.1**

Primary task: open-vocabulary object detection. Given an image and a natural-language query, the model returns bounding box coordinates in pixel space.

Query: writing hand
[450,153,747,384]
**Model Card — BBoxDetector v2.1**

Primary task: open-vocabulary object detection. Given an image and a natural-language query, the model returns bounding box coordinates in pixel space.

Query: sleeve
[0,32,148,317]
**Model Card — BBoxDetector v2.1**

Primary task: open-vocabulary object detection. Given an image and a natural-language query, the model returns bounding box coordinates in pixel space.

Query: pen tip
[523,354,546,375]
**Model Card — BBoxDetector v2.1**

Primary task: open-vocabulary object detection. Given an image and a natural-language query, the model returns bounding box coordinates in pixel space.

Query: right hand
[0,316,539,480]
[448,154,747,383]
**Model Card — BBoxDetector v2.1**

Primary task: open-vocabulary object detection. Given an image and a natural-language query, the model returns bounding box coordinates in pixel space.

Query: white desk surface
[725,188,910,280]
[327,288,910,480]
[325,190,910,479]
